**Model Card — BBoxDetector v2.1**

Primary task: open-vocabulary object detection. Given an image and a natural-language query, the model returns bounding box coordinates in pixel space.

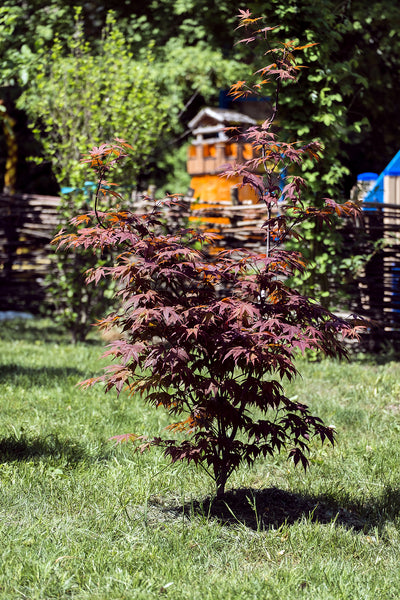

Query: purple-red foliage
[54,11,362,497]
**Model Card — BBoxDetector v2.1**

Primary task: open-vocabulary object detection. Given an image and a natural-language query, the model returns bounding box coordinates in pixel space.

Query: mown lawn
[1,318,400,599]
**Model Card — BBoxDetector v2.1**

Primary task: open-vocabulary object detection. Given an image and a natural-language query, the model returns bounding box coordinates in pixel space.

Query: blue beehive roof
[362,149,400,203]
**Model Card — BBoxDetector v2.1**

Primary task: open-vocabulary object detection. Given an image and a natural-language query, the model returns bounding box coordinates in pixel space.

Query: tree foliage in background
[0,1,73,88]
[243,0,400,303]
[2,0,400,310]
[79,1,400,304]
[122,0,400,304]
[18,10,169,189]
[0,1,244,193]
[85,0,400,189]
[3,0,400,195]
[17,11,170,341]
[56,12,362,496]
[2,0,400,186]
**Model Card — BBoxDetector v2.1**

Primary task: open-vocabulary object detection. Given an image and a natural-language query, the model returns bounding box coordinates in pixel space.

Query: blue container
[358,172,382,205]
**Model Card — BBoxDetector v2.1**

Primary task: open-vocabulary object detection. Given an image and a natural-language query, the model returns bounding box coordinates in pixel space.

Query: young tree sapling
[55,10,362,496]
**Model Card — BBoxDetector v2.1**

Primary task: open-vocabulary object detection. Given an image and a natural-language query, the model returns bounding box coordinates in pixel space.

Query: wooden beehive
[187,107,260,214]
[186,107,269,251]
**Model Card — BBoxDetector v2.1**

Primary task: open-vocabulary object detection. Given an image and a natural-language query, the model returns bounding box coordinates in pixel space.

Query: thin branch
[94,167,107,230]
[177,90,200,120]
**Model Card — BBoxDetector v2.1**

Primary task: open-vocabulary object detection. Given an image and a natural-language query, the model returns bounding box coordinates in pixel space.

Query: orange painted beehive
[187,107,259,228]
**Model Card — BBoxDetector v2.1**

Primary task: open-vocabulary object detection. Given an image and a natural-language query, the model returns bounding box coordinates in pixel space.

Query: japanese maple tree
[55,10,361,497]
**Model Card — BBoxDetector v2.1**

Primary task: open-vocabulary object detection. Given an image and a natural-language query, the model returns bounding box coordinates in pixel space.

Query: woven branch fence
[0,193,271,311]
[1,191,400,345]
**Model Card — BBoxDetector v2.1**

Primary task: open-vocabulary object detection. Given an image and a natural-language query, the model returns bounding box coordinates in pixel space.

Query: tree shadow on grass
[0,318,103,345]
[0,364,85,386]
[0,432,89,465]
[158,486,400,533]
[1,319,69,344]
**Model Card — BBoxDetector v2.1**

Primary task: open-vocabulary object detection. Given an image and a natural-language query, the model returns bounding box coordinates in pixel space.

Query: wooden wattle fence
[0,193,60,311]
[1,191,400,345]
[0,192,273,313]
[356,202,400,343]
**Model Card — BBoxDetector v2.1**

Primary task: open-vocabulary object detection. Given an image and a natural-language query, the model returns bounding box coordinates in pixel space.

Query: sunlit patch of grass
[1,319,400,599]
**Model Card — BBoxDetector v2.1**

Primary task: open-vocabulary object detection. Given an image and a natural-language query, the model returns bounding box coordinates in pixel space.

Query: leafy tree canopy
[17,11,169,189]
[0,1,75,87]
[1,0,400,195]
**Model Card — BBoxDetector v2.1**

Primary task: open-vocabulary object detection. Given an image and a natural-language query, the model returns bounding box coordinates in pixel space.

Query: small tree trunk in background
[1,102,18,195]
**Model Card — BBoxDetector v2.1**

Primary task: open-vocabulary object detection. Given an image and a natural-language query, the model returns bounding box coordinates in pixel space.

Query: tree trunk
[215,469,229,498]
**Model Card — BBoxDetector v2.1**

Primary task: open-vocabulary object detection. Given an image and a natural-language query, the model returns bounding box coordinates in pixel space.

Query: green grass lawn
[1,318,400,599]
